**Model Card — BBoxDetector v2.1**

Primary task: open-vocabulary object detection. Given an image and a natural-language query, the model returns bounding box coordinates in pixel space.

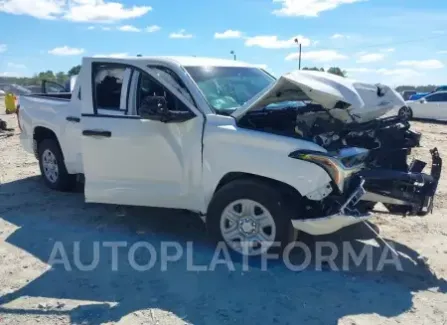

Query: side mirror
[139,96,169,121]
[420,98,426,103]
[139,95,195,123]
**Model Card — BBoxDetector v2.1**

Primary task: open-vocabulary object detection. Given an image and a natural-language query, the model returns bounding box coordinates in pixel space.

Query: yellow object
[4,93,17,114]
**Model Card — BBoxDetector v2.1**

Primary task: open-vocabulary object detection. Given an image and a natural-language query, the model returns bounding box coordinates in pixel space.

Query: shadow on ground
[0,176,446,325]
[412,118,447,125]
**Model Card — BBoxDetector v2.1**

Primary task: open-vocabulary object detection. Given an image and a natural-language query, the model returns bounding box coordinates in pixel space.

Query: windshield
[185,66,275,113]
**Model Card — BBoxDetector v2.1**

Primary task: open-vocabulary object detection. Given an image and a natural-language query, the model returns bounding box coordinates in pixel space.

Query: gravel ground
[0,103,446,325]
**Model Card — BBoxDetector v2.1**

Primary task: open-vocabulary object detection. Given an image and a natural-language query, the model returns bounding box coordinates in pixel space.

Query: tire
[37,139,76,191]
[398,106,413,120]
[206,179,297,256]
[385,203,427,216]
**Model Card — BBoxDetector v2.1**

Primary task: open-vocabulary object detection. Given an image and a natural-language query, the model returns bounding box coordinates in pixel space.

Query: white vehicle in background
[16,56,442,256]
[399,91,447,120]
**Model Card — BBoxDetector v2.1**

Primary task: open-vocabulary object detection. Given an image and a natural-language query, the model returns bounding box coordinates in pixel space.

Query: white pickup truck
[17,56,442,256]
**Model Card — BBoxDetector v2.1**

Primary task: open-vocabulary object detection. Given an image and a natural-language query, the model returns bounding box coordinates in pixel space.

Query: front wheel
[206,179,296,256]
[398,106,413,120]
[38,139,76,191]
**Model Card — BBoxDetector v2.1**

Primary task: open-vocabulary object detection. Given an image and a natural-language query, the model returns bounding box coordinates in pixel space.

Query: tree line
[0,65,347,85]
[0,65,81,86]
[0,64,439,93]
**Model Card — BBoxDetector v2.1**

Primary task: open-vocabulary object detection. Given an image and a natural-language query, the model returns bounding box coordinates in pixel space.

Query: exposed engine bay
[237,101,443,216]
[238,101,421,170]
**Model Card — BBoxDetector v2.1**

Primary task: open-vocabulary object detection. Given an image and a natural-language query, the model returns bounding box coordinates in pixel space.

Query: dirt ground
[0,103,446,325]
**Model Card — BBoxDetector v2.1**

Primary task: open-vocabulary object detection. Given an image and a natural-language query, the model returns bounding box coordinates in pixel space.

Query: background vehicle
[400,90,417,101]
[17,56,442,256]
[400,91,447,120]
[409,85,447,101]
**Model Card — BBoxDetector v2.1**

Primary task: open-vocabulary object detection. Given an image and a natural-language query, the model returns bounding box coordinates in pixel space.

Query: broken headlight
[289,148,368,192]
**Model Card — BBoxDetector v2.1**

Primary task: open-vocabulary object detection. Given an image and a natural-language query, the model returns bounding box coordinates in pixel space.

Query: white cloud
[346,67,421,77]
[0,0,151,22]
[345,68,373,73]
[146,25,160,33]
[93,53,130,58]
[0,0,63,19]
[0,71,25,77]
[376,68,421,77]
[7,62,26,69]
[376,68,423,85]
[245,35,311,49]
[286,50,348,62]
[331,33,349,39]
[0,44,7,53]
[169,29,193,39]
[117,25,140,32]
[102,26,111,31]
[48,46,85,56]
[397,59,444,69]
[87,25,95,30]
[437,50,447,54]
[272,0,364,17]
[65,0,151,22]
[356,53,385,63]
[380,48,395,53]
[214,30,243,39]
[345,67,424,86]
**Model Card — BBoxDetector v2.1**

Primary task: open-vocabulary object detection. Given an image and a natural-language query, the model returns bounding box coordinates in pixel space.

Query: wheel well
[215,172,302,204]
[33,127,62,158]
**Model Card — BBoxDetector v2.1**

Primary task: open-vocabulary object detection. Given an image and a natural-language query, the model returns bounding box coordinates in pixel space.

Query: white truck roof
[87,56,263,68]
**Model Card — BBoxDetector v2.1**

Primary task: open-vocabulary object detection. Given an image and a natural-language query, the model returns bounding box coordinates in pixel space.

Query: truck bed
[18,92,83,174]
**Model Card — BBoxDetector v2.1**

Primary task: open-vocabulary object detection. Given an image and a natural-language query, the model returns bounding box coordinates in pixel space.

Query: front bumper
[359,147,442,215]
[292,179,372,235]
[292,148,442,235]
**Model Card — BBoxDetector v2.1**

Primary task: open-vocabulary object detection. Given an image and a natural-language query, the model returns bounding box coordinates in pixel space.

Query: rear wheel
[38,139,77,191]
[207,179,297,256]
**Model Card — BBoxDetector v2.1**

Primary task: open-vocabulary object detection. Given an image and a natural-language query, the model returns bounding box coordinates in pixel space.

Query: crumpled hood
[231,70,406,123]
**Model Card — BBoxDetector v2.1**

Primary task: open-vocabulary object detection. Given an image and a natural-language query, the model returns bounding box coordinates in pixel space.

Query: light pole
[294,38,302,70]
[230,50,236,61]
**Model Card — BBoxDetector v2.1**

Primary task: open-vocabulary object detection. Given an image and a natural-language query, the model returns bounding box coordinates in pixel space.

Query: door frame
[80,59,207,208]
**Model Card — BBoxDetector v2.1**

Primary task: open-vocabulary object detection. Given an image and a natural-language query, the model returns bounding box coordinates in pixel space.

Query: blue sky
[1,0,447,86]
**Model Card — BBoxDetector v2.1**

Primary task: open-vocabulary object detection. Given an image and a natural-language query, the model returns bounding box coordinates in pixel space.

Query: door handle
[82,130,112,137]
[66,116,80,123]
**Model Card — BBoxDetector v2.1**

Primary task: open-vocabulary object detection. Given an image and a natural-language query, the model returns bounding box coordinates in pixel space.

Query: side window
[438,93,447,102]
[136,72,190,115]
[44,81,66,94]
[147,66,196,107]
[92,64,129,111]
[425,93,443,102]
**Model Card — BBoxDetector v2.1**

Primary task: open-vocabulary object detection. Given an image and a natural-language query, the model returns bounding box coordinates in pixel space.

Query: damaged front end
[289,147,442,236]
[360,147,442,215]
